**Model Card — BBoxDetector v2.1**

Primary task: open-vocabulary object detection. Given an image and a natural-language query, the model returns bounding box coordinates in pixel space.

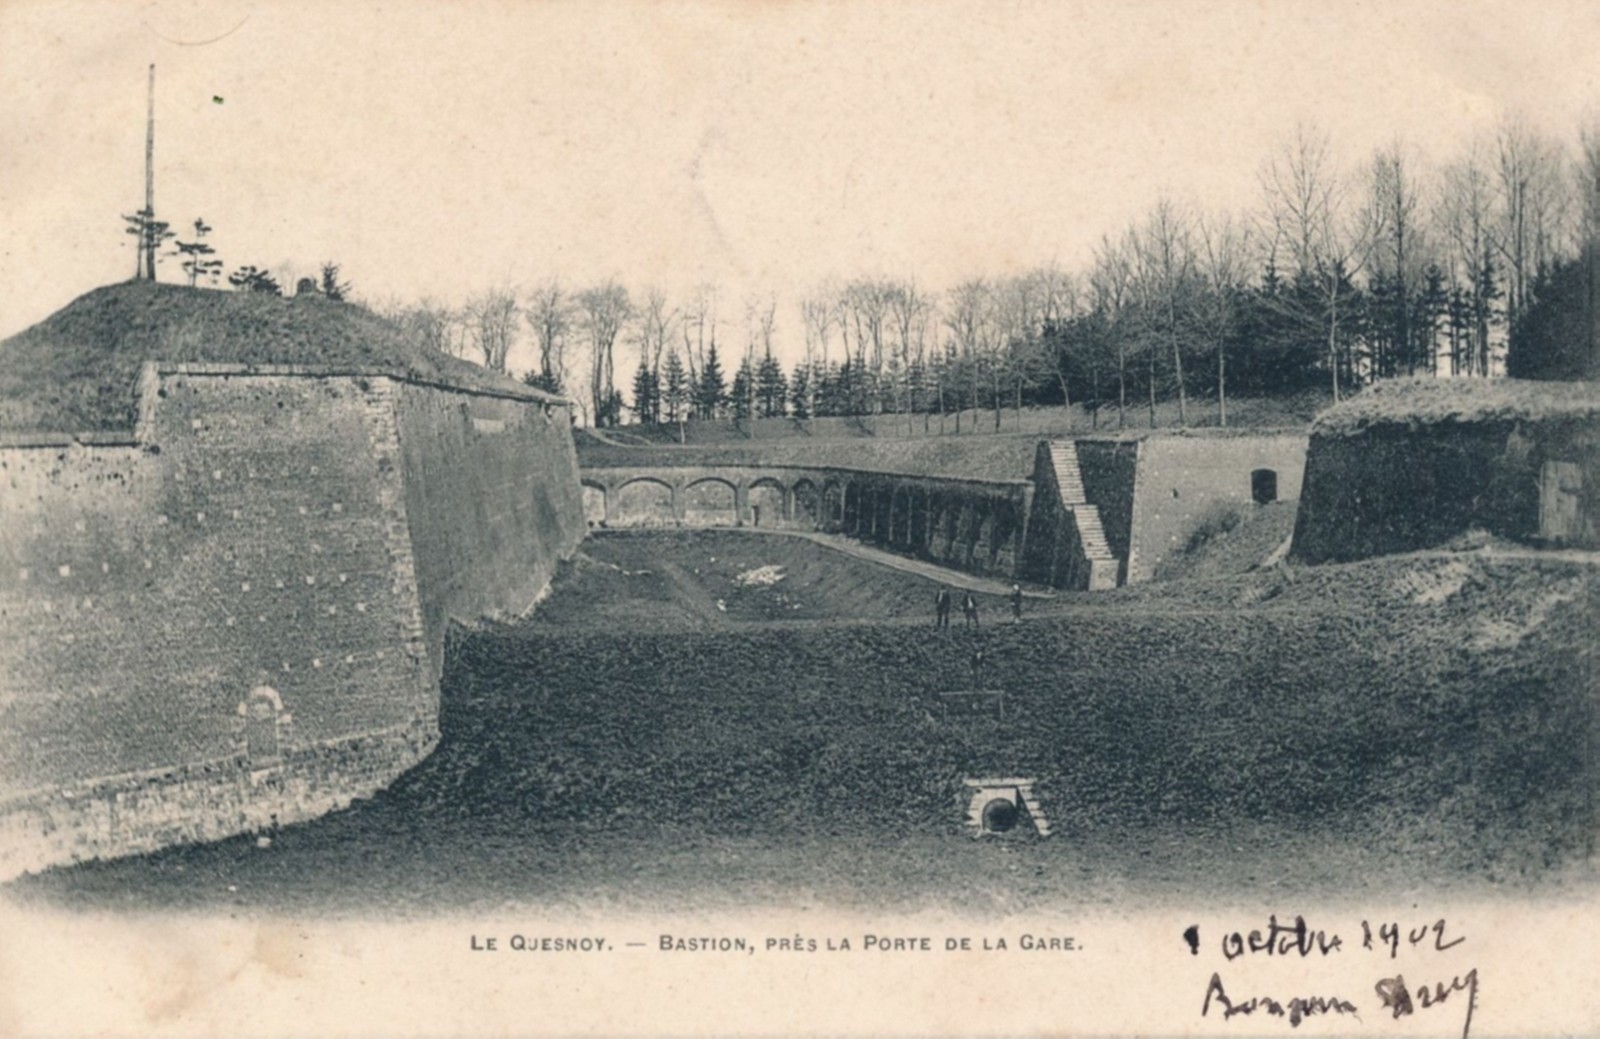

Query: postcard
[0,1,1596,1036]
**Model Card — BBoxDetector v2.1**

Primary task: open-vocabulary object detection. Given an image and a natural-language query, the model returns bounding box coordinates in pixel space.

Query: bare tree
[800,288,835,370]
[1131,197,1199,425]
[634,287,678,376]
[944,278,991,432]
[384,297,460,359]
[463,287,521,373]
[680,282,720,389]
[1367,139,1432,375]
[1435,143,1500,376]
[843,278,891,383]
[1495,116,1573,340]
[1029,264,1079,416]
[1579,120,1600,365]
[1195,209,1251,425]
[1089,235,1135,428]
[886,278,934,431]
[577,280,633,427]
[1260,123,1371,400]
[525,278,573,393]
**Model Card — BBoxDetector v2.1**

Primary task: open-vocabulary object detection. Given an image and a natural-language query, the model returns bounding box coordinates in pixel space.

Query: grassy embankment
[8,531,1592,914]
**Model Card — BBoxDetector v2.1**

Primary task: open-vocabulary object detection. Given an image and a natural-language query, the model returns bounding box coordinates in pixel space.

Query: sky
[4,0,1600,374]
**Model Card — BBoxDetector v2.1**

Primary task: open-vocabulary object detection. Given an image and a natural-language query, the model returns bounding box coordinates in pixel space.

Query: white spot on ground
[734,564,786,587]
[1394,559,1475,605]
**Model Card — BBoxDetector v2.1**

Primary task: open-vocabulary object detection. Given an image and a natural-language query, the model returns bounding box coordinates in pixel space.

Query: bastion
[1293,378,1600,562]
[0,283,586,879]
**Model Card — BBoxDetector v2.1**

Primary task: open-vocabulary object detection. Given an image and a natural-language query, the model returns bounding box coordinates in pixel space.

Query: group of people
[934,584,1024,628]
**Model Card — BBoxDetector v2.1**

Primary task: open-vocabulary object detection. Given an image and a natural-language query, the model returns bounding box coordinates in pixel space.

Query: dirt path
[677,527,1058,598]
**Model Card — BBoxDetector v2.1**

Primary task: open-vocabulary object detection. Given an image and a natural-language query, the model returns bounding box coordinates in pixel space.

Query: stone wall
[392,380,585,680]
[1074,439,1141,568]
[580,433,1307,588]
[0,364,582,878]
[1293,417,1600,563]
[1123,433,1307,583]
[579,463,1032,580]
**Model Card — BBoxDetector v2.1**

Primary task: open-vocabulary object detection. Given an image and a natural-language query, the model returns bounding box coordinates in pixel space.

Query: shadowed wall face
[1293,419,1600,562]
[394,382,585,680]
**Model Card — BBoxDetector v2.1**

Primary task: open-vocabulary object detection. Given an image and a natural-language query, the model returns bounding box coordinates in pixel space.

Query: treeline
[382,116,1600,427]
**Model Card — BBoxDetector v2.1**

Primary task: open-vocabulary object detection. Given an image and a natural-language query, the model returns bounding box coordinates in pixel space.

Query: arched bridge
[579,464,1036,579]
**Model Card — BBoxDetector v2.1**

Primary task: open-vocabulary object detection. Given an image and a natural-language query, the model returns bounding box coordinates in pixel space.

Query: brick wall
[0,365,583,878]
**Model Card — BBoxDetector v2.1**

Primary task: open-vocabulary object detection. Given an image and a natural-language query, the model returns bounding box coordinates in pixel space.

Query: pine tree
[662,350,687,422]
[522,369,562,395]
[123,208,174,281]
[789,360,812,419]
[756,352,787,417]
[319,262,351,302]
[173,218,222,287]
[631,359,659,424]
[730,357,755,420]
[228,265,281,296]
[697,343,727,418]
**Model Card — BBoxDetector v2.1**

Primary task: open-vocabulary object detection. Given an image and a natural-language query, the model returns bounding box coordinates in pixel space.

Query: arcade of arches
[579,466,1035,580]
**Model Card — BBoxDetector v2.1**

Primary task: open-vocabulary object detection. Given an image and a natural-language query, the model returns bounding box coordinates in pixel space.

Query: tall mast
[143,64,155,281]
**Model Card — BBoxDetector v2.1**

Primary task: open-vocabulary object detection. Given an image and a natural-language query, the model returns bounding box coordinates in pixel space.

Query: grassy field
[8,531,1594,916]
[596,390,1332,447]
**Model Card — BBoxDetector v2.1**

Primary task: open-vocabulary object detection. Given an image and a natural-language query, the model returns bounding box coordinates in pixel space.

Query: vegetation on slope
[1312,376,1600,436]
[0,281,549,432]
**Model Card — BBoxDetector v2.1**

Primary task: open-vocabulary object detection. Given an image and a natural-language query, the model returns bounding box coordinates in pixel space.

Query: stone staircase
[1049,441,1088,504]
[1046,440,1118,585]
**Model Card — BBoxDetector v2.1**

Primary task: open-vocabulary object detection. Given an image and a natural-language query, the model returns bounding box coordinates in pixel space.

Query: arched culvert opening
[981,798,1019,833]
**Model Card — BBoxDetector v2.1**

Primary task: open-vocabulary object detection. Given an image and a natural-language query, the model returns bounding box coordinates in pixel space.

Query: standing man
[935,587,952,629]
[962,590,979,628]
[1010,584,1023,624]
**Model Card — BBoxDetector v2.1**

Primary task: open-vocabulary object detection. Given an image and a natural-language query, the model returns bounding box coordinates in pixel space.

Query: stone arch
[890,485,913,546]
[748,478,785,527]
[614,477,675,526]
[989,498,1019,572]
[793,479,822,529]
[907,487,931,553]
[843,481,863,533]
[935,495,960,562]
[239,686,290,766]
[870,482,892,541]
[964,503,990,570]
[823,480,845,527]
[684,477,737,526]
[580,481,608,526]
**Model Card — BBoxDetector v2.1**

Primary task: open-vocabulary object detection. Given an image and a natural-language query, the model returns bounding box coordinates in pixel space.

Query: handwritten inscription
[1192,916,1477,1038]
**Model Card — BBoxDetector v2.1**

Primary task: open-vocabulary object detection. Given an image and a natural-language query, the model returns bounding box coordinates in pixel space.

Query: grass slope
[0,281,541,432]
[1314,376,1600,435]
[8,535,1594,914]
[530,530,1013,629]
[576,434,1044,482]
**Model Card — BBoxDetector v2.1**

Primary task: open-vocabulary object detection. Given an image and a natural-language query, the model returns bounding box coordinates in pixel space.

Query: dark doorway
[1251,469,1278,505]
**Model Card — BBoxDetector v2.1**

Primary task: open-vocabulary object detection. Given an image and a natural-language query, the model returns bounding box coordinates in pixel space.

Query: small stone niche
[237,686,294,770]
